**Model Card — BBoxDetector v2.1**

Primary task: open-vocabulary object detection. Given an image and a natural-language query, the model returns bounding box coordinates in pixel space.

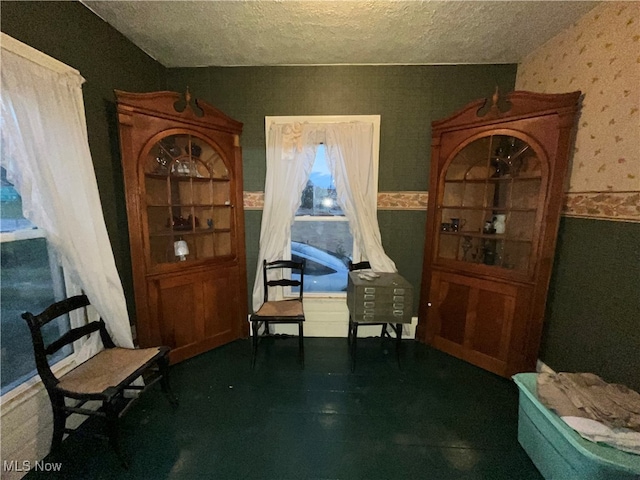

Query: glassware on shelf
[450,218,466,232]
[174,239,189,261]
[462,235,473,261]
[172,159,192,176]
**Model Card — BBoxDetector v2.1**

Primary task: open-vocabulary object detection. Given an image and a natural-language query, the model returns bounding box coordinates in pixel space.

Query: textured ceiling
[81,1,599,68]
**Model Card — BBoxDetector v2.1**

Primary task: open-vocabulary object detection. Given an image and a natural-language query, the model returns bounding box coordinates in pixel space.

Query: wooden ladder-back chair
[22,295,178,466]
[251,259,305,369]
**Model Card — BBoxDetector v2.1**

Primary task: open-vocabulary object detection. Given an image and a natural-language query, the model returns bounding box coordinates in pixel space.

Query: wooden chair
[22,295,177,466]
[251,259,305,369]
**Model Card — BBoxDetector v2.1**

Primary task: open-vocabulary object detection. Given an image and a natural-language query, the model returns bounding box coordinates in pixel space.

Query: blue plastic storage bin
[513,373,640,480]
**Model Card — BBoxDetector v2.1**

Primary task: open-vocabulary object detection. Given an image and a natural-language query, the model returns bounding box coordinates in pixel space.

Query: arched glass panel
[143,134,232,266]
[438,134,542,272]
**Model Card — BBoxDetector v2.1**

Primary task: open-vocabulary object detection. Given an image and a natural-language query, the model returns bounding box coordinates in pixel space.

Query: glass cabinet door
[437,134,542,273]
[144,134,233,266]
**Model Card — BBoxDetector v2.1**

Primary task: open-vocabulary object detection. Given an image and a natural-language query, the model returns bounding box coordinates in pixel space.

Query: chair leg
[106,403,128,469]
[381,323,389,338]
[158,355,179,407]
[298,321,305,368]
[251,321,259,369]
[350,322,359,373]
[395,323,403,369]
[347,316,353,346]
[50,396,66,453]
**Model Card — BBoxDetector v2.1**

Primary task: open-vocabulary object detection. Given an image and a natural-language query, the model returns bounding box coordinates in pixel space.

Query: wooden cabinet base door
[146,267,242,364]
[426,271,531,378]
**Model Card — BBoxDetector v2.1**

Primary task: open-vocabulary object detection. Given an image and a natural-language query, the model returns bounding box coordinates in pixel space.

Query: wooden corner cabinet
[115,90,248,364]
[416,90,581,378]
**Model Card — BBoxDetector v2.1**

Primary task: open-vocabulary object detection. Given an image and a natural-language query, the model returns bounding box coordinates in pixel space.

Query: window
[0,167,71,396]
[257,115,384,311]
[292,145,353,294]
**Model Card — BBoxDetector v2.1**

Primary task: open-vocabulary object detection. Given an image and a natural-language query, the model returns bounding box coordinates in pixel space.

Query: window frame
[265,115,381,298]
[0,197,84,402]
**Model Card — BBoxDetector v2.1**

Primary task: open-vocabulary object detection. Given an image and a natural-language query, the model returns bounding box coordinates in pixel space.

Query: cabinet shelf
[150,228,232,237]
[440,231,533,243]
[147,203,232,208]
[145,173,230,182]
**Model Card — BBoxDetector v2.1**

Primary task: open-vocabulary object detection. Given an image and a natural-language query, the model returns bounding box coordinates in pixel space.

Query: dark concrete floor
[27,337,542,479]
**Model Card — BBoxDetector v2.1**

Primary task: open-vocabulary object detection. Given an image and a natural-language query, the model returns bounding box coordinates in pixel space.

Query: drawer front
[348,286,413,323]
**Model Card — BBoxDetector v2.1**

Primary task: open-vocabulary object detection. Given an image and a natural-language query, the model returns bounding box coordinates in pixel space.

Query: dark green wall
[166,65,518,313]
[1,1,166,317]
[543,217,640,391]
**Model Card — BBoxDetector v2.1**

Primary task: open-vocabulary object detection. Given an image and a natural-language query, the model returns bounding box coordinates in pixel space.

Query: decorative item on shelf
[187,144,202,158]
[187,214,200,228]
[160,136,181,158]
[462,235,473,261]
[482,239,496,265]
[154,151,169,174]
[483,220,496,234]
[167,215,191,231]
[441,222,451,232]
[207,219,214,229]
[174,239,189,261]
[491,147,508,178]
[450,218,466,232]
[493,214,506,234]
[504,137,527,177]
[171,159,192,176]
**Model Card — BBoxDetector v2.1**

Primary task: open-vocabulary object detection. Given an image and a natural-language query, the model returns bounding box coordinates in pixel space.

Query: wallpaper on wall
[516,2,639,222]
[243,191,428,210]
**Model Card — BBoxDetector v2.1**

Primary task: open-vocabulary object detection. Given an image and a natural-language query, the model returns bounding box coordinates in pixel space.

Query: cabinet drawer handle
[393,310,404,316]
[393,288,405,295]
[364,294,375,300]
[393,296,404,302]
[363,314,375,321]
[364,302,375,308]
[364,309,375,315]
[364,287,376,294]
[393,303,404,309]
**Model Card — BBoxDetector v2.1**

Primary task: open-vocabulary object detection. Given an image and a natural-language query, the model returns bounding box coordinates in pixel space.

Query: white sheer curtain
[252,123,318,311]
[252,119,396,312]
[0,34,134,359]
[325,123,397,272]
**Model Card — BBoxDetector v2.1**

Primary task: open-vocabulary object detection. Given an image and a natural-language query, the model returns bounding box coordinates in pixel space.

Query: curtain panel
[0,34,134,359]
[253,120,396,312]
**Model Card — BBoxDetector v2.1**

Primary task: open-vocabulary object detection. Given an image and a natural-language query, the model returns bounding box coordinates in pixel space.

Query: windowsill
[0,355,79,415]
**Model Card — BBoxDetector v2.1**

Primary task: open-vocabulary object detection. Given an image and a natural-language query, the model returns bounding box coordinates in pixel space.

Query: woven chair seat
[58,347,161,395]
[255,300,303,318]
